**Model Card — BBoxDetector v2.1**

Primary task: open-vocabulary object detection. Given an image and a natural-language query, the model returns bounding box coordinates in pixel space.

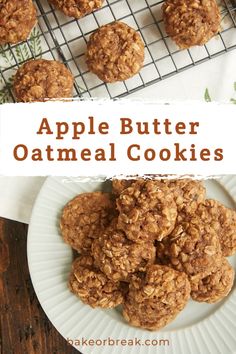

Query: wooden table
[0,217,79,354]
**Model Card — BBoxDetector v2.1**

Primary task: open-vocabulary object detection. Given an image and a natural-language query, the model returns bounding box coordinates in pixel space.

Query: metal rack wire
[0,0,236,101]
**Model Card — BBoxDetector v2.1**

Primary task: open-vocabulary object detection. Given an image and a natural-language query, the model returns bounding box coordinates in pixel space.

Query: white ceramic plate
[28,176,236,354]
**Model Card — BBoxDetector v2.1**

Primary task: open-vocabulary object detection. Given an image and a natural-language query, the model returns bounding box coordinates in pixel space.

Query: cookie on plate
[0,0,37,45]
[92,219,156,282]
[86,21,145,83]
[116,180,177,242]
[162,0,221,49]
[191,258,235,303]
[196,200,236,257]
[123,265,191,330]
[156,215,222,279]
[69,255,124,308]
[13,59,74,102]
[112,179,136,197]
[167,179,206,215]
[49,0,104,19]
[61,192,115,254]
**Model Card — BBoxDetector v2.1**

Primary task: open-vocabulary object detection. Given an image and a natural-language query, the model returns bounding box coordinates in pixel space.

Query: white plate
[28,176,236,354]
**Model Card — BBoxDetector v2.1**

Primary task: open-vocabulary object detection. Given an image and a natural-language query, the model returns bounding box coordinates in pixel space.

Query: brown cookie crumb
[0,0,37,45]
[61,192,115,253]
[92,220,156,282]
[156,215,222,278]
[86,21,145,83]
[162,0,221,49]
[123,265,191,330]
[69,255,123,308]
[13,59,74,102]
[191,258,235,303]
[49,0,104,19]
[196,200,236,257]
[117,180,177,242]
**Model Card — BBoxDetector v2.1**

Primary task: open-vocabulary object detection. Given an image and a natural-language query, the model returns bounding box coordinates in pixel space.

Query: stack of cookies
[60,178,235,331]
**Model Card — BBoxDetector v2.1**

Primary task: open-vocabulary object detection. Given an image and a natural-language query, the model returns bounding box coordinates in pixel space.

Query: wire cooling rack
[0,0,236,101]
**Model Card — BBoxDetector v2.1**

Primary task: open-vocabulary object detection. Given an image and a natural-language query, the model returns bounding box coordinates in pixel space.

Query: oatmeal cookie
[92,220,156,282]
[162,0,221,49]
[49,0,104,19]
[117,180,177,242]
[123,265,191,330]
[191,258,235,303]
[86,22,145,83]
[196,200,236,257]
[69,255,123,308]
[13,59,74,102]
[61,192,115,253]
[0,0,37,45]
[156,215,222,278]
[167,179,206,215]
[112,179,135,197]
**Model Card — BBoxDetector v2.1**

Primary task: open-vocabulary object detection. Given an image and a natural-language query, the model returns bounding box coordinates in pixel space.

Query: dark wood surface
[0,217,79,354]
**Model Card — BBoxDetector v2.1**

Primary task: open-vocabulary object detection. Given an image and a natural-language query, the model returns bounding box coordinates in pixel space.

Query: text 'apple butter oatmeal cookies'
[69,256,124,308]
[0,0,37,45]
[123,265,191,330]
[117,180,177,243]
[49,0,104,19]
[13,59,74,102]
[92,219,156,282]
[191,258,235,303]
[60,192,115,253]
[162,0,221,49]
[196,200,236,257]
[156,215,222,279]
[86,22,145,83]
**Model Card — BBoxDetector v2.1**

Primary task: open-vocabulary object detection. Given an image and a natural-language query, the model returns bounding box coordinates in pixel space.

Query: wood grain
[0,217,79,354]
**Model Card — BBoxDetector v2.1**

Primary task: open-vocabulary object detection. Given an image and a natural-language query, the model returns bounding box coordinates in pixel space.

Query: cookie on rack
[191,258,235,303]
[61,192,115,253]
[13,59,74,102]
[123,265,191,330]
[69,255,124,308]
[49,0,104,19]
[0,0,37,45]
[92,219,156,282]
[86,21,145,83]
[162,0,221,49]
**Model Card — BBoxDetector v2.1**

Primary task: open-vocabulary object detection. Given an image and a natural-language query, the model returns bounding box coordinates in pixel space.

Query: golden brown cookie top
[69,255,124,308]
[13,59,74,102]
[117,180,177,242]
[86,21,145,83]
[92,220,156,282]
[162,0,221,48]
[191,258,235,303]
[196,199,236,257]
[156,215,222,277]
[123,265,191,330]
[49,0,104,19]
[0,0,37,45]
[112,179,135,197]
[168,179,206,214]
[60,192,115,253]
